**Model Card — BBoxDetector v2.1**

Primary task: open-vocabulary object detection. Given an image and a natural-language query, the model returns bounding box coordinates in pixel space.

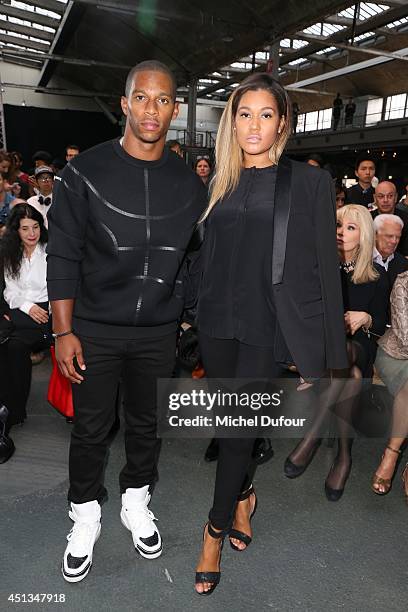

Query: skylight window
[287,57,308,66]
[351,31,376,43]
[230,61,259,70]
[10,2,61,20]
[303,23,345,37]
[315,46,337,55]
[386,17,408,29]
[338,3,389,21]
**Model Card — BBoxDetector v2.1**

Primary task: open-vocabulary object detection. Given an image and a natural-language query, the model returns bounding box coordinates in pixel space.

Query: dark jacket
[198,157,348,378]
[387,252,408,289]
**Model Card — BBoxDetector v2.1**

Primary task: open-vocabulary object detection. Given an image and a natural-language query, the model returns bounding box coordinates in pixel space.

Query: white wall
[0,63,100,112]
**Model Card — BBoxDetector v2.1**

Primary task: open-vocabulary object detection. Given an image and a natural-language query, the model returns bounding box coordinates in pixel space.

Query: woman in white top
[0,203,51,431]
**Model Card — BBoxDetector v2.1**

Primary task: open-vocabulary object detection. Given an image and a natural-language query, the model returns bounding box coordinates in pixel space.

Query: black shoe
[229,485,258,551]
[65,417,74,424]
[0,434,15,464]
[252,438,274,465]
[0,404,15,464]
[324,459,352,502]
[204,438,219,462]
[195,523,227,596]
[284,439,321,479]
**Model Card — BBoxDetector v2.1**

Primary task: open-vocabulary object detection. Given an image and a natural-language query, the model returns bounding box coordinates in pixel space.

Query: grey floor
[0,357,406,612]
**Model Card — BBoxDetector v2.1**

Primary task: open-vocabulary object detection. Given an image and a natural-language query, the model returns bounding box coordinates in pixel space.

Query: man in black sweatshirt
[47,61,206,583]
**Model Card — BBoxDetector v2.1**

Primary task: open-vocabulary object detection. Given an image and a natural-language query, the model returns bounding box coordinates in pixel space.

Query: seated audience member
[305,153,323,168]
[372,270,408,502]
[0,204,51,436]
[397,180,408,211]
[0,172,17,235]
[7,152,30,200]
[65,144,80,163]
[31,150,52,170]
[194,156,212,187]
[345,156,376,208]
[166,140,183,158]
[373,215,408,287]
[335,182,346,209]
[371,181,408,256]
[0,151,11,176]
[27,166,54,228]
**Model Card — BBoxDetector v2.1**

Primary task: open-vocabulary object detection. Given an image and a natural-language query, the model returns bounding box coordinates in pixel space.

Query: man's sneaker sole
[61,525,101,583]
[120,512,163,559]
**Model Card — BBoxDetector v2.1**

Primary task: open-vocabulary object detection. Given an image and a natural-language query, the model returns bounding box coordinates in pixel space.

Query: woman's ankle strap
[207,522,229,539]
[386,445,402,455]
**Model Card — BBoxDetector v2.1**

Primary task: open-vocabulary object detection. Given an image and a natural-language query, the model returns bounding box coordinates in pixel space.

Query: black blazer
[271,157,348,377]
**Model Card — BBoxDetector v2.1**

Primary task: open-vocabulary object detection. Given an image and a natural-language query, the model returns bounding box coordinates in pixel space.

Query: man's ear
[121,96,128,117]
[172,101,179,121]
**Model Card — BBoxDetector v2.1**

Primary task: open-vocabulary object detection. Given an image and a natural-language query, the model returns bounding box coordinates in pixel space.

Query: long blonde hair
[337,204,379,284]
[201,73,292,221]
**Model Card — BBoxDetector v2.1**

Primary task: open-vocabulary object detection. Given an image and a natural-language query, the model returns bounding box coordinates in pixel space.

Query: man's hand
[28,304,49,324]
[55,334,86,384]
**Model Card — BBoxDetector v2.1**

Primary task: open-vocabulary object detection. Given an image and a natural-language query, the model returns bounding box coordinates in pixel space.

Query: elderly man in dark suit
[373,214,408,288]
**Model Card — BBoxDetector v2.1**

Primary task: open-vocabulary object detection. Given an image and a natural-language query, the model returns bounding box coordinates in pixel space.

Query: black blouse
[198,165,278,347]
[341,263,389,338]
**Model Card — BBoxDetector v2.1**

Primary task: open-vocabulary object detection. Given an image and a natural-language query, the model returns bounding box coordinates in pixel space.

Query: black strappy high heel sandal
[229,485,258,552]
[195,522,228,596]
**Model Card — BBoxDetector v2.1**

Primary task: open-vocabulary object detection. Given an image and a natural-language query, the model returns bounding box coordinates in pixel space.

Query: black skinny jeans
[199,332,282,531]
[69,332,177,504]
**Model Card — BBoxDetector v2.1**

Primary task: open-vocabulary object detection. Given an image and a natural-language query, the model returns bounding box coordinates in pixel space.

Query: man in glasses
[27,166,55,228]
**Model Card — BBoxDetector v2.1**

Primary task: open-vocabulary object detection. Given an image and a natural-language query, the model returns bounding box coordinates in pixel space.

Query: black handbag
[0,404,15,464]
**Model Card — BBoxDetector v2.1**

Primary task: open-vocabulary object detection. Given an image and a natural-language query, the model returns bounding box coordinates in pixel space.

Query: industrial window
[385,94,407,120]
[366,98,383,125]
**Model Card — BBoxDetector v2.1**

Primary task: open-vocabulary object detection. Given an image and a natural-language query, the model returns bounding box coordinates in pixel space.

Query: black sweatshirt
[47,139,206,338]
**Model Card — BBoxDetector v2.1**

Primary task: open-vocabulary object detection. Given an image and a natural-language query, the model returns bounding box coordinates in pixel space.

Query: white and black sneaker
[62,500,101,583]
[120,486,162,559]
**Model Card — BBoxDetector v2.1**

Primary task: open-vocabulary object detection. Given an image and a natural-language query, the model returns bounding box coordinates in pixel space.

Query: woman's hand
[344,310,370,335]
[28,304,49,324]
[55,334,86,384]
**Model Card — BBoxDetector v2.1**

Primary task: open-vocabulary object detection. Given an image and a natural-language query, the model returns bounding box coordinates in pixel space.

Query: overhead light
[222,34,234,43]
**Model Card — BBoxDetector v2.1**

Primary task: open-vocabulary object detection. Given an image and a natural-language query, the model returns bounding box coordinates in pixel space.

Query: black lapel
[272,156,292,285]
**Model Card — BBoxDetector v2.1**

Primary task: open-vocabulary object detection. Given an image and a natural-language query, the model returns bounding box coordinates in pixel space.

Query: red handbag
[47,345,74,418]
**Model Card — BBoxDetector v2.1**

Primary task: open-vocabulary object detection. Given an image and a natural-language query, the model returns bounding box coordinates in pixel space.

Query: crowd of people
[0,61,407,596]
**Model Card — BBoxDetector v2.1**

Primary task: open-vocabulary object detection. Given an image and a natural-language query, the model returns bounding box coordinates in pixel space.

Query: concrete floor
[0,357,406,612]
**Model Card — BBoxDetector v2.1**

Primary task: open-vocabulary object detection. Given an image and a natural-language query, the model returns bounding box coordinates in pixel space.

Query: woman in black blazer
[285,204,389,500]
[194,73,349,596]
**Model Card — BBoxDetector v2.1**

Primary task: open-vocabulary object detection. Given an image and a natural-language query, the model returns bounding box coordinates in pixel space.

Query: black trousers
[69,332,177,504]
[0,305,51,429]
[199,332,282,530]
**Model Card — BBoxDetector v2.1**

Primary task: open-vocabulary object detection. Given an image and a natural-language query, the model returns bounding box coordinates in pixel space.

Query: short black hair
[124,60,177,99]
[32,150,52,164]
[66,144,80,152]
[306,153,324,167]
[355,154,376,171]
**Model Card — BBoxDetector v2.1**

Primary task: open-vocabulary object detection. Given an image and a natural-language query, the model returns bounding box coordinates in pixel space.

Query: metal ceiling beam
[0,3,60,28]
[0,47,132,70]
[0,21,54,42]
[295,34,408,62]
[287,3,408,65]
[30,0,65,12]
[286,46,408,89]
[0,34,50,52]
[1,82,115,99]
